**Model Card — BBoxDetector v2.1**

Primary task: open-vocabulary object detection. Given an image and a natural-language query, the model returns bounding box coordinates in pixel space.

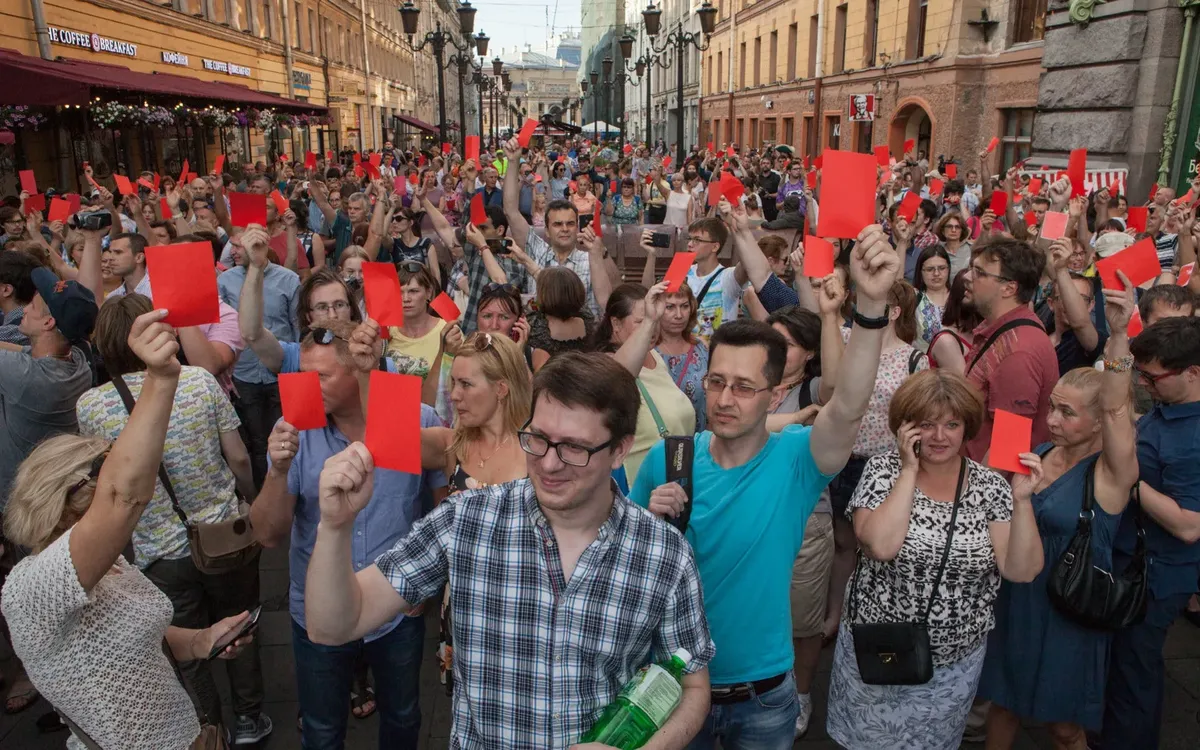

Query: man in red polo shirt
[963,237,1058,462]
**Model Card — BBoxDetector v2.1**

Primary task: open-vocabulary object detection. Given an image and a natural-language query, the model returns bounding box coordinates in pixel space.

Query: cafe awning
[0,48,324,114]
[393,113,438,134]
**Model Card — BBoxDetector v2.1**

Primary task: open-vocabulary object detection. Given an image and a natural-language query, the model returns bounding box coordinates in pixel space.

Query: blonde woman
[1,309,253,750]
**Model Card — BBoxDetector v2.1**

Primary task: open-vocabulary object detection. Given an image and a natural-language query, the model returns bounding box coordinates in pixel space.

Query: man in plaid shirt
[305,353,715,749]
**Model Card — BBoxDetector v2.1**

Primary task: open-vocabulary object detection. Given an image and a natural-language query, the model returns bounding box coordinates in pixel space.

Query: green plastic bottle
[579,648,691,749]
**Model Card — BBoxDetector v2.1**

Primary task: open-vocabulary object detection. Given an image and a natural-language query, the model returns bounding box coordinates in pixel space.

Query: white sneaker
[794,692,812,739]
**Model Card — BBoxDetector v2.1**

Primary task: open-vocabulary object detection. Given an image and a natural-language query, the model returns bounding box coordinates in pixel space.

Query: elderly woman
[826,369,1045,750]
[1,309,252,750]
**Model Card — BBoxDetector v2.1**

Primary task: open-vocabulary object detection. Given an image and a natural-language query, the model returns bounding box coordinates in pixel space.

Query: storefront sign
[161,51,189,66]
[848,94,876,122]
[48,27,137,58]
[292,70,312,90]
[202,59,252,77]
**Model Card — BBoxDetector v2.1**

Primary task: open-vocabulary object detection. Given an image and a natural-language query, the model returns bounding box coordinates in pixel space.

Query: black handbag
[847,457,967,686]
[1046,460,1148,630]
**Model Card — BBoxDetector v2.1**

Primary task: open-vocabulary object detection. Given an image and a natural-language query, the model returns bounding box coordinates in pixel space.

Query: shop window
[826,115,841,150]
[999,108,1034,171]
[1012,0,1047,44]
[230,0,247,29]
[762,118,776,144]
[783,116,794,145]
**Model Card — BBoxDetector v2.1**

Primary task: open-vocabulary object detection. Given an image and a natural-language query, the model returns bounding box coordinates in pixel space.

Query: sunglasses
[397,260,425,273]
[310,327,349,345]
[482,282,519,297]
[68,450,110,497]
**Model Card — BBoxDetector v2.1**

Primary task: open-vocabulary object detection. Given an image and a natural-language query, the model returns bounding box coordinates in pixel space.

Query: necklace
[477,434,512,468]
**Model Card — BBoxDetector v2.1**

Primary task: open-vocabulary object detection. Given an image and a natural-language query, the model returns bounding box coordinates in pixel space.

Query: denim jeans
[684,670,798,750]
[142,551,264,720]
[1099,591,1190,750]
[232,378,282,490]
[292,616,425,750]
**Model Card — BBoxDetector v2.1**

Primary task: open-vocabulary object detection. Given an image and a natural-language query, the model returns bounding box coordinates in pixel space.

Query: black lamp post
[620,33,653,146]
[640,0,717,168]
[398,0,482,148]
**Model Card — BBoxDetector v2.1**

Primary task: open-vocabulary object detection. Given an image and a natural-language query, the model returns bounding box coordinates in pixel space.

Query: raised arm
[815,275,848,405]
[1092,275,1140,514]
[611,283,667,375]
[236,226,285,374]
[70,311,180,590]
[419,189,461,251]
[501,138,532,250]
[809,226,898,475]
[581,226,614,311]
[309,179,338,228]
[76,228,106,309]
[640,229,659,288]
[1048,239,1099,352]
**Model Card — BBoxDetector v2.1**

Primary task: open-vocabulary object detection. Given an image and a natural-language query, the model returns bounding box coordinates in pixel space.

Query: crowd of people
[0,128,1197,750]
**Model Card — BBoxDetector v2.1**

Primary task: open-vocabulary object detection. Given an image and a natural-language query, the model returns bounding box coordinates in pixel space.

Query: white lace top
[1,527,200,749]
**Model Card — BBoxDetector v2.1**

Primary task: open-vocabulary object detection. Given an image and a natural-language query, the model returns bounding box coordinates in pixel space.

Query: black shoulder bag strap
[108,373,190,529]
[693,266,726,305]
[966,318,1042,375]
[848,457,968,626]
[664,436,695,534]
[907,349,927,375]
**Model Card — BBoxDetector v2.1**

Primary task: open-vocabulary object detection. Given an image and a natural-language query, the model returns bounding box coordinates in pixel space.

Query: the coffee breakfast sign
[48,27,137,58]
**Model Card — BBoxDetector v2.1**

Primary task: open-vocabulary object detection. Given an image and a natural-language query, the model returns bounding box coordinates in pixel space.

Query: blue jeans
[292,616,425,750]
[1098,591,1190,750]
[684,671,798,750]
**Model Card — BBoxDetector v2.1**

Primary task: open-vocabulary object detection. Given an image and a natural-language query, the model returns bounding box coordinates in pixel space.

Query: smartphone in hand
[207,605,262,660]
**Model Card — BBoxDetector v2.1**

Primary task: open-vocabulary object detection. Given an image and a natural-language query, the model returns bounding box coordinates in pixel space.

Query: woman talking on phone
[2,308,253,750]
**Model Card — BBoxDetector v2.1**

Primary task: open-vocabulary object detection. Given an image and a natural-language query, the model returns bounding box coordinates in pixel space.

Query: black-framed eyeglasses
[310,327,349,345]
[68,450,109,497]
[312,300,352,315]
[397,260,424,273]
[687,235,718,245]
[970,264,1012,283]
[518,427,615,467]
[702,374,772,399]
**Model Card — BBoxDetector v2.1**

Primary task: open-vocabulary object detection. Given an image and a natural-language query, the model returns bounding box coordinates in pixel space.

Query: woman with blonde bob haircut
[826,369,1046,750]
[1,309,254,750]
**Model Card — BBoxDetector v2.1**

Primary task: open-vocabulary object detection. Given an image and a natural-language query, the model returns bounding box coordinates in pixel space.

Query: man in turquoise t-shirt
[631,224,899,748]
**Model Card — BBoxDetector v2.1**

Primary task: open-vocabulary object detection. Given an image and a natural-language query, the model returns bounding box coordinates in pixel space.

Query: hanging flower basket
[0,106,46,131]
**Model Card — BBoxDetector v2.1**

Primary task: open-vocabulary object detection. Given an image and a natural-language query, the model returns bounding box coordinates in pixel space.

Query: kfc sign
[848,94,876,122]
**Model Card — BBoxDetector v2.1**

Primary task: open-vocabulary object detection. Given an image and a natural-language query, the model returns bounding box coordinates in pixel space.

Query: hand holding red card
[1125,206,1148,233]
[114,174,135,196]
[429,292,460,322]
[465,136,480,166]
[517,118,539,148]
[1067,149,1088,198]
[18,170,36,195]
[1040,211,1068,240]
[929,178,944,196]
[364,371,423,474]
[394,175,407,196]
[145,242,220,327]
[815,150,876,239]
[1096,237,1161,290]
[270,190,290,216]
[988,410,1032,475]
[1027,177,1043,196]
[896,192,921,223]
[47,197,71,223]
[802,236,835,278]
[159,197,173,220]
[1178,263,1195,287]
[874,145,890,167]
[304,152,316,171]
[663,252,696,293]
[278,371,327,431]
[985,137,1000,154]
[361,262,405,326]
[469,192,487,226]
[213,154,226,175]
[720,172,745,202]
[989,190,1008,216]
[442,142,452,155]
[23,193,44,216]
[945,163,958,179]
[229,192,268,227]
[903,138,915,154]
[178,159,189,186]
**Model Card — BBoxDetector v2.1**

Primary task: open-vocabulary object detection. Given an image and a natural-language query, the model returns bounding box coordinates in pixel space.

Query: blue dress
[656,342,708,433]
[977,445,1125,730]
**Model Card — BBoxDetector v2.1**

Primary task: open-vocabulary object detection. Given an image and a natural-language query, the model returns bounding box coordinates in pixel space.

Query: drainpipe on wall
[358,0,374,150]
[726,5,735,144]
[29,0,51,60]
[1158,2,1198,185]
[281,0,296,99]
[813,0,826,159]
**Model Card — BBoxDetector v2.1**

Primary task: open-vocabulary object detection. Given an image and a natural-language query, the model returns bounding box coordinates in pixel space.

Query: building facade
[579,0,625,126]
[699,0,1047,177]
[624,0,702,151]
[494,39,581,136]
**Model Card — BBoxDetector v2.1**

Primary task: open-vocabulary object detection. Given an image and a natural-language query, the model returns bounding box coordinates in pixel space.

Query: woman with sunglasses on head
[385,262,446,379]
[913,245,953,352]
[2,308,255,750]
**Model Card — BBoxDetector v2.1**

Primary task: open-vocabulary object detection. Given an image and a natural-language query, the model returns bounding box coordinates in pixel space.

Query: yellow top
[385,319,447,379]
[624,350,697,485]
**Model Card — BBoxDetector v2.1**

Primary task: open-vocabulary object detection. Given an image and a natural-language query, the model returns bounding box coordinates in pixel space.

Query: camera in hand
[68,212,113,231]
[650,232,672,249]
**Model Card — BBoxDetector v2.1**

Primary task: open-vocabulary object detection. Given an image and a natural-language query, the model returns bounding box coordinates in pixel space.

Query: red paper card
[277,371,327,431]
[623,143,633,154]
[159,197,173,220]
[814,155,824,170]
[903,138,915,154]
[304,151,316,171]
[469,192,486,226]
[803,155,811,170]
[1041,211,1068,240]
[989,190,1008,216]
[1027,178,1043,196]
[1025,211,1039,228]
[326,150,335,162]
[418,154,426,167]
[113,174,135,196]
[1149,182,1159,203]
[1096,237,1161,290]
[1067,149,1088,198]
[280,154,290,165]
[178,159,189,186]
[663,252,696,293]
[1127,308,1144,338]
[228,191,267,227]
[185,172,197,183]
[441,142,452,155]
[369,152,381,168]
[22,193,44,216]
[802,236,835,278]
[1126,206,1148,233]
[65,193,81,214]
[815,150,876,239]
[46,197,71,223]
[568,180,577,194]
[353,153,361,164]
[609,180,617,194]
[393,175,407,196]
[153,173,161,191]
[896,192,921,223]
[985,137,1000,154]
[988,410,1032,475]
[707,183,722,207]
[364,371,422,474]
[517,118,539,148]
[874,145,890,168]
[1178,263,1195,287]
[213,154,226,175]
[720,172,745,202]
[429,292,460,322]
[353,164,364,179]
[408,173,418,186]
[662,155,672,170]
[725,146,734,157]
[806,170,817,189]
[144,242,220,327]
[465,135,480,166]
[137,177,155,191]
[929,178,944,196]
[945,163,958,179]
[362,261,405,326]
[365,162,381,180]
[593,202,603,239]
[270,190,289,216]
[706,141,714,152]
[18,170,36,194]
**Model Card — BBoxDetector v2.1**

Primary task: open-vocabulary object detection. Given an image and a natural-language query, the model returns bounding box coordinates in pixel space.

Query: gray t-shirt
[0,346,93,508]
[772,378,831,515]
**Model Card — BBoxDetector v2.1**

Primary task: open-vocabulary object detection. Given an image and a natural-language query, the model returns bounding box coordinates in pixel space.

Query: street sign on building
[848,94,875,122]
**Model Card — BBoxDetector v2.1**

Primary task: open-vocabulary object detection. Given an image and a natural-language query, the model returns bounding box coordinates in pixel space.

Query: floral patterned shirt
[656,342,709,433]
[840,327,929,457]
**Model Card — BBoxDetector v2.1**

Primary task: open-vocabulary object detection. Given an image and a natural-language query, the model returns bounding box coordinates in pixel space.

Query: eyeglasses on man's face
[702,374,771,399]
[970,264,1011,284]
[312,300,351,315]
[518,428,615,467]
[1135,366,1182,385]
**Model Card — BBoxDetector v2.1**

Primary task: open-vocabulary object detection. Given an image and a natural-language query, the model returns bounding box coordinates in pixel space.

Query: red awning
[394,113,437,134]
[0,48,324,113]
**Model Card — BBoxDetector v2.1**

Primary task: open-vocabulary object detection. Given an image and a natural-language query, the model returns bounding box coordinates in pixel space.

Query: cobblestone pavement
[4,542,1198,749]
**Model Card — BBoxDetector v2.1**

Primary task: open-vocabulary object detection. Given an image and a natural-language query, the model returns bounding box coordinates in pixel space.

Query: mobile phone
[914,440,922,457]
[650,231,672,249]
[578,214,593,231]
[485,237,511,254]
[207,605,262,660]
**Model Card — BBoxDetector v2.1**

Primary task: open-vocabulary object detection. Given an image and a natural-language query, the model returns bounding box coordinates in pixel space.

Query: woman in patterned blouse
[826,369,1044,750]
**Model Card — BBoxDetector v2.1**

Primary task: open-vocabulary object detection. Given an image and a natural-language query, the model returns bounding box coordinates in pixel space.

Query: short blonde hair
[888,370,986,439]
[4,434,111,552]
